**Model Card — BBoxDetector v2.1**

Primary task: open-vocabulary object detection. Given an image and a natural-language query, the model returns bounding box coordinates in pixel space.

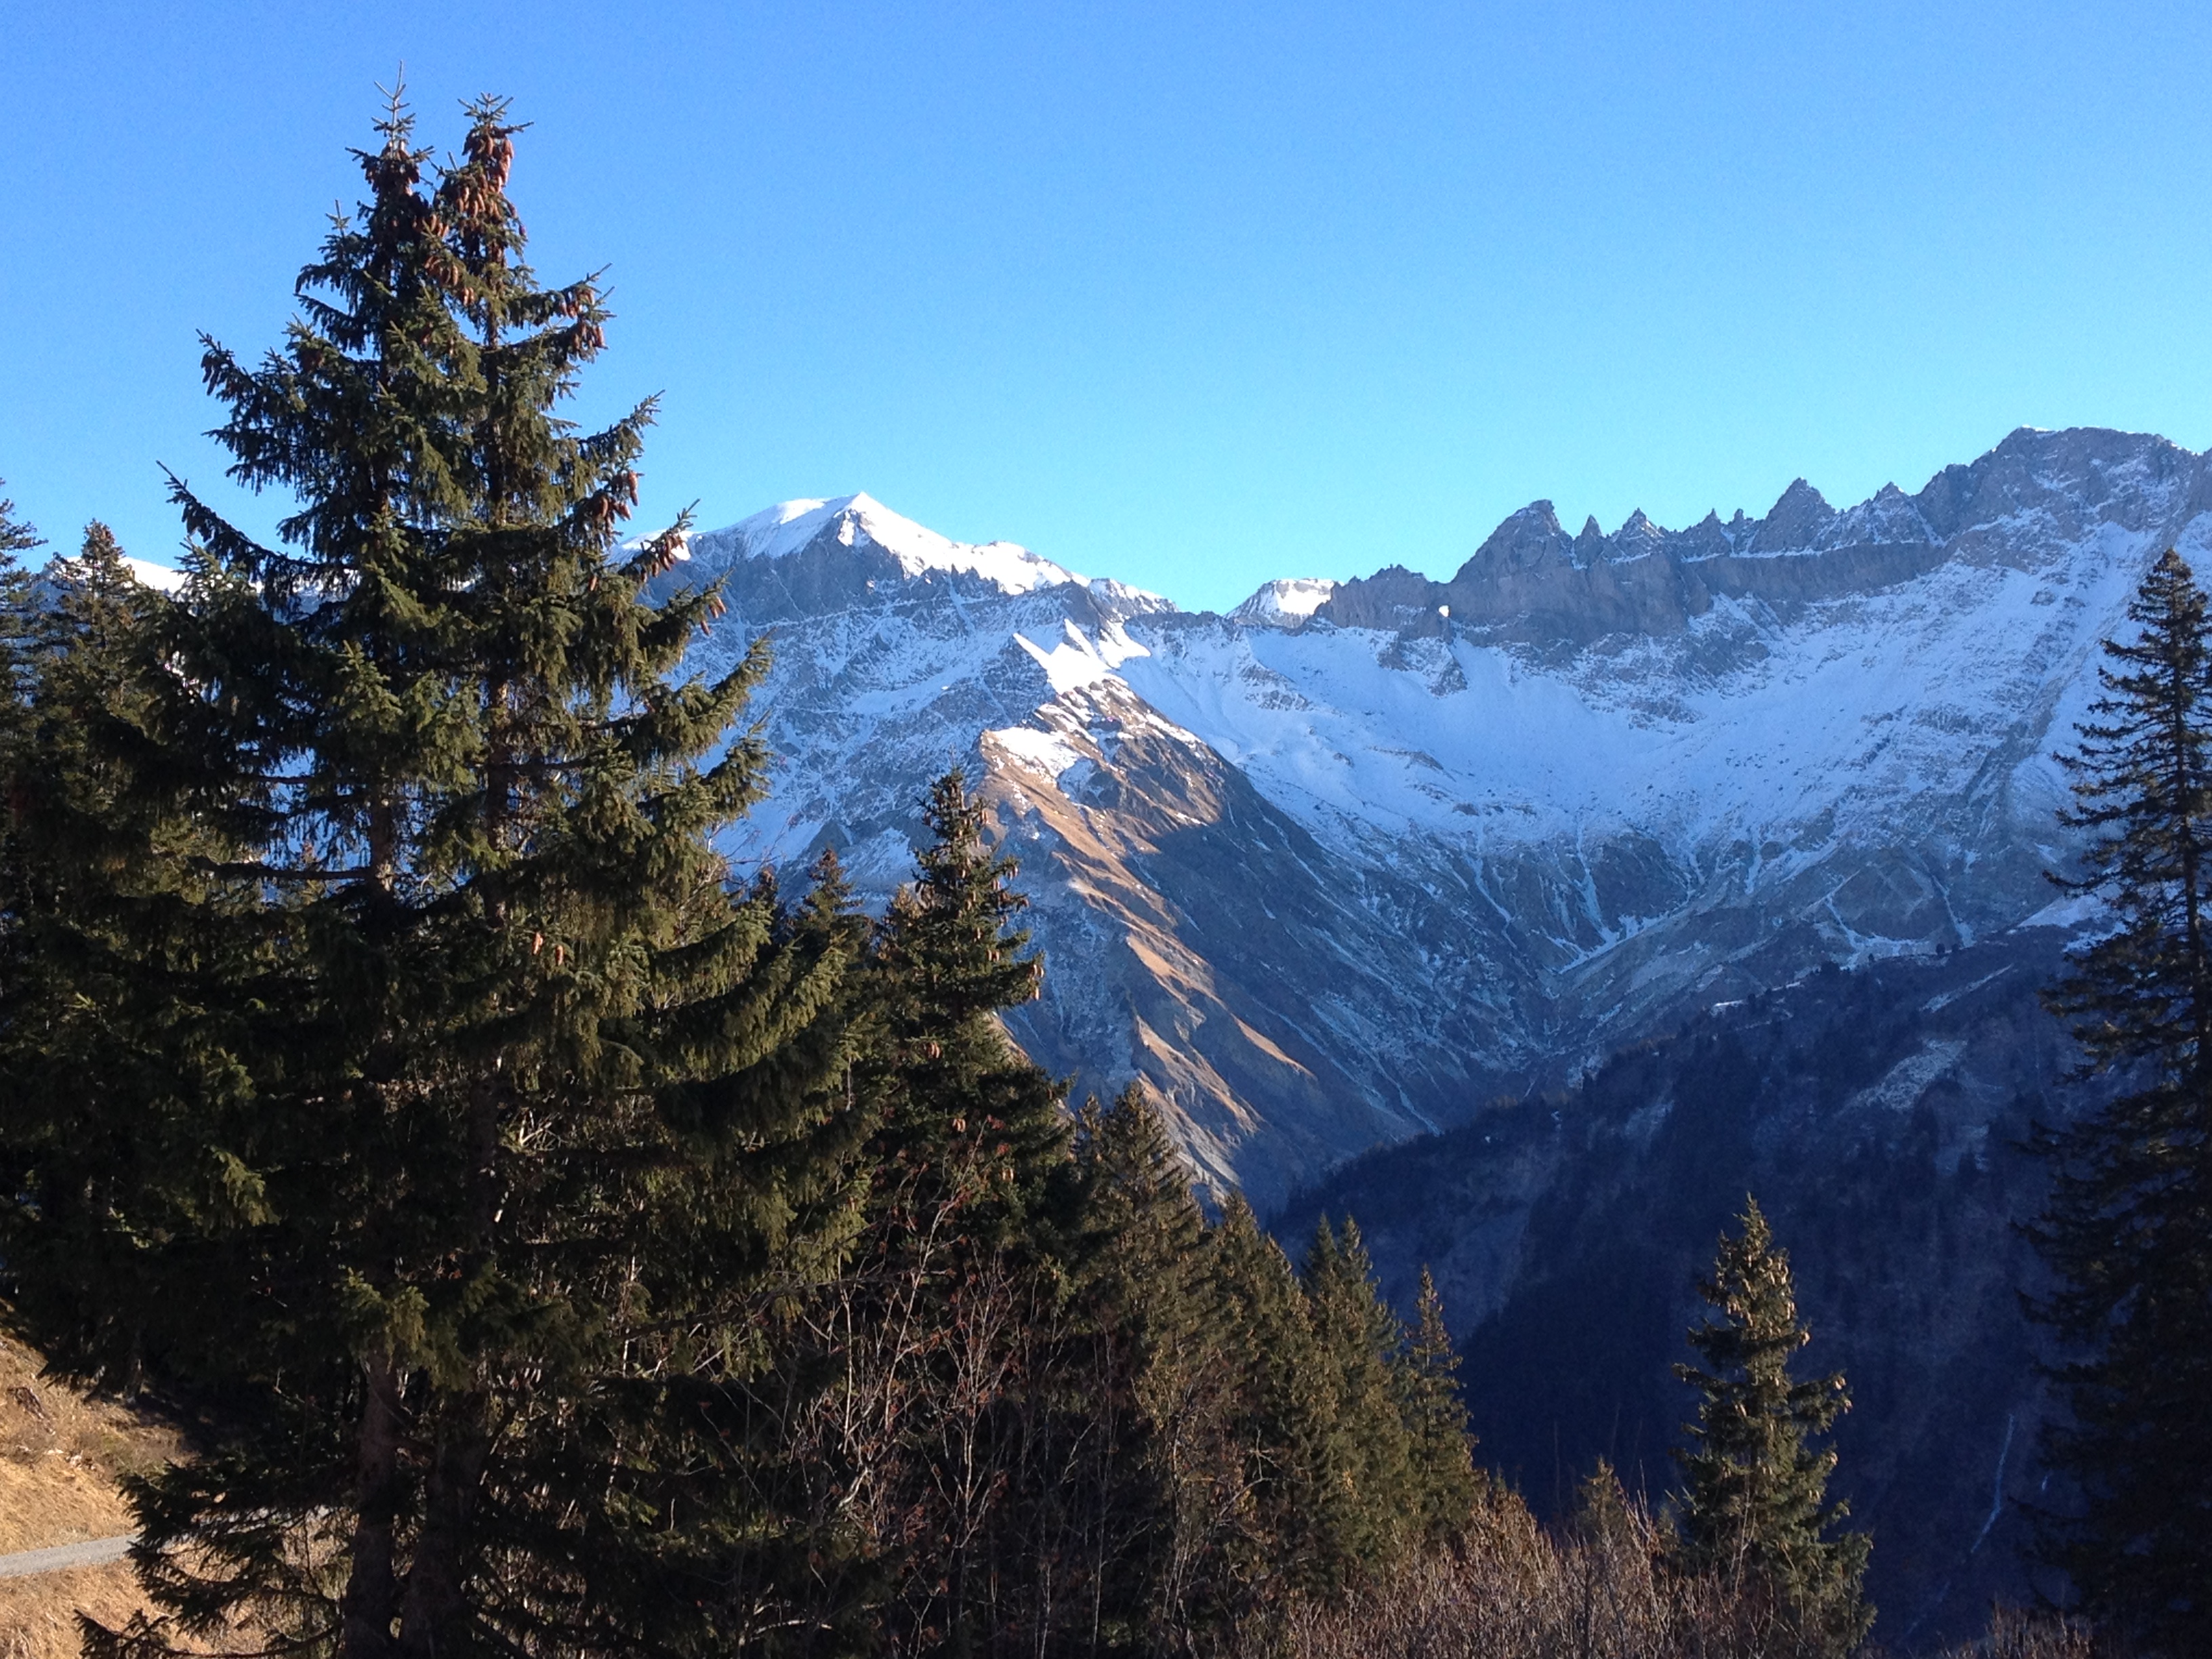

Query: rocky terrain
[667,424,2201,1209]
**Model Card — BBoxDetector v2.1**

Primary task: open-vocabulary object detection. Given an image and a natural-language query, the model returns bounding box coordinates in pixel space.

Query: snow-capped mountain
[697,492,1099,595]
[668,429,2211,1208]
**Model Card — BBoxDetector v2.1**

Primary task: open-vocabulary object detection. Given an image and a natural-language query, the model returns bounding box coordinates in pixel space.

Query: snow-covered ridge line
[684,491,1158,602]
[682,428,2200,631]
[692,427,2204,889]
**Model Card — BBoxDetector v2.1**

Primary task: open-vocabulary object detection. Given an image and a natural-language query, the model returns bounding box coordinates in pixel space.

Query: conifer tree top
[0,480,41,556]
[1673,1197,1871,1654]
[2031,546,2212,1652]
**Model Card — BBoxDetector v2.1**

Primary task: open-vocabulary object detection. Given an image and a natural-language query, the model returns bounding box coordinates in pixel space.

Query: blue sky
[3,1,2209,611]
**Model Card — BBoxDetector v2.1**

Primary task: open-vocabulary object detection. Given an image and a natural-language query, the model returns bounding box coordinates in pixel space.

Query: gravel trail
[0,1534,133,1578]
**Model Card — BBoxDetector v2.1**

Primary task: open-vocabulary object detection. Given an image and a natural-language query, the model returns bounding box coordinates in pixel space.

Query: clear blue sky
[3,1,2209,612]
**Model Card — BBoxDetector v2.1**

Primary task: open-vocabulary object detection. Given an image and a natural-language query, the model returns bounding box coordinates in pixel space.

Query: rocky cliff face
[667,428,2211,1209]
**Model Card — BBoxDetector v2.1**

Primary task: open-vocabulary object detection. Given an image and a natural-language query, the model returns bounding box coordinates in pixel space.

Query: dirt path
[0,1534,134,1579]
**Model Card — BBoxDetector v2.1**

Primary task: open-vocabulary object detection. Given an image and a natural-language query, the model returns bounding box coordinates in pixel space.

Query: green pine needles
[1673,1197,1872,1657]
[0,97,866,1658]
[868,769,1072,1240]
[0,478,42,556]
[2033,546,2212,1654]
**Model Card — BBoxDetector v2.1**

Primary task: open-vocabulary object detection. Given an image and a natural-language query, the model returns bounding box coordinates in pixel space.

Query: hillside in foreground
[0,1332,180,1658]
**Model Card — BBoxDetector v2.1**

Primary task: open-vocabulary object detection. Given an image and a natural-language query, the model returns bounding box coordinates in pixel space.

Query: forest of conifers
[0,102,2204,1659]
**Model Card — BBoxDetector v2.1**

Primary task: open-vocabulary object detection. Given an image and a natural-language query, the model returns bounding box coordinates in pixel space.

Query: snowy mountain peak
[1231,577,1338,628]
[1748,477,1836,552]
[692,492,1090,595]
[1614,508,1664,553]
[1309,427,2205,647]
[653,423,2212,1208]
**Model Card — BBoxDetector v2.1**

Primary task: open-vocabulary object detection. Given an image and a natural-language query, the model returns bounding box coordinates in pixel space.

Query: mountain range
[665,425,2198,1210]
[641,428,2212,1638]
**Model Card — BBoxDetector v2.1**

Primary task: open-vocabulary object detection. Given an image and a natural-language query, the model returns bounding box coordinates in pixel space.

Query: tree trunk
[337,1349,405,1659]
[397,1399,491,1658]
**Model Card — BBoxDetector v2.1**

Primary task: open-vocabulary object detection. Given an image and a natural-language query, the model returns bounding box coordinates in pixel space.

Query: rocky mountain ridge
[665,426,2209,1208]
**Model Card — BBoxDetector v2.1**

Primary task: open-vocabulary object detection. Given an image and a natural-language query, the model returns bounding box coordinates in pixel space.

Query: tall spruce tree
[2033,546,2212,1652]
[0,481,41,825]
[1202,1195,1328,1621]
[1298,1217,1421,1591]
[0,481,39,737]
[759,773,1076,1655]
[1064,1082,1231,1651]
[1673,1197,1870,1657]
[0,101,865,1658]
[1397,1266,1480,1542]
[0,523,217,1409]
[868,769,1069,1233]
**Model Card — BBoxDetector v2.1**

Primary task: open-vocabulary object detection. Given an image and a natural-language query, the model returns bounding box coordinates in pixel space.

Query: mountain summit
[688,491,1095,594]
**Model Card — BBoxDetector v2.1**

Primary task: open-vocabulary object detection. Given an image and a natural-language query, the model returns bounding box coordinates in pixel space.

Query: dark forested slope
[1277,933,2094,1647]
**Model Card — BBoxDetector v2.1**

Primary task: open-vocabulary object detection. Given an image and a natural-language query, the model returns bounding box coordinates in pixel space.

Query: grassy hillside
[0,1331,175,1659]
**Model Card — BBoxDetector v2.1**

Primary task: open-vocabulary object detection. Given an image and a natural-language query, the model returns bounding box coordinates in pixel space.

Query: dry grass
[0,1559,270,1659]
[0,1331,184,1657]
[0,1332,180,1556]
[0,1561,161,1659]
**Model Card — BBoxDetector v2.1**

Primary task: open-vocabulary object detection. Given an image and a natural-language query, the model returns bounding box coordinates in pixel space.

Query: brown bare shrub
[1230,1478,2116,1659]
[1931,1606,2099,1659]
[1237,1480,1782,1659]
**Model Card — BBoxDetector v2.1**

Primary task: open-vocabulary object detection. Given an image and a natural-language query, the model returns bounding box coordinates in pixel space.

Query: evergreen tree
[1672,1197,1871,1657]
[1572,1456,1642,1552]
[1202,1195,1329,1622]
[2047,548,2212,1075]
[1298,1216,1420,1590]
[1064,1082,1231,1651]
[0,477,42,554]
[869,769,1070,1234]
[2033,546,2212,1652]
[1396,1266,1480,1542]
[759,776,1076,1655]
[0,100,864,1658]
[0,521,222,1410]
[0,483,42,857]
[0,482,39,754]
[1165,1208,1479,1628]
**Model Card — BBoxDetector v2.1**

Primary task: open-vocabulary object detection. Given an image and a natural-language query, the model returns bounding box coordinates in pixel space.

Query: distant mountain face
[665,428,2212,1209]
[1277,935,2089,1647]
